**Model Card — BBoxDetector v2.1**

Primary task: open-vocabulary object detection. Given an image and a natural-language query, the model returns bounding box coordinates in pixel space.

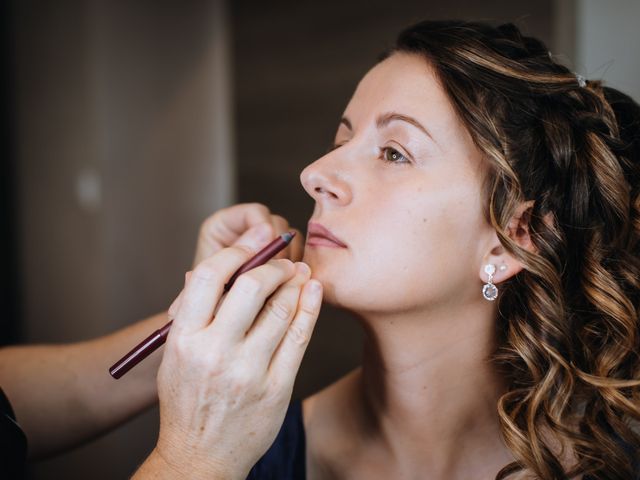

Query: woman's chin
[305,274,361,311]
[302,249,362,308]
[304,267,341,307]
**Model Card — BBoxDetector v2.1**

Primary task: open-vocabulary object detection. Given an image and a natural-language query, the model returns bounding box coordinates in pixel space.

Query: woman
[244,20,640,479]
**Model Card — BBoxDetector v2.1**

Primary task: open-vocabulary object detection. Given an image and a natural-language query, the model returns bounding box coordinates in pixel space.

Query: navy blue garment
[246,399,638,480]
[0,387,27,479]
[246,399,306,480]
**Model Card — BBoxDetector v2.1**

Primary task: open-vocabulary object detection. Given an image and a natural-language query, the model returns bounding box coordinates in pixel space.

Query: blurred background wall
[575,0,640,102]
[1,0,638,478]
[7,0,235,478]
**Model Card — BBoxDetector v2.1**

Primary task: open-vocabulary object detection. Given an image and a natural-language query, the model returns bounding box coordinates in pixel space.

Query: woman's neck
[350,302,515,478]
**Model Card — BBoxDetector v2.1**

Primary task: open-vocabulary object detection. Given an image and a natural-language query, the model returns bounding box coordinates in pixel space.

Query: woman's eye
[381,147,409,164]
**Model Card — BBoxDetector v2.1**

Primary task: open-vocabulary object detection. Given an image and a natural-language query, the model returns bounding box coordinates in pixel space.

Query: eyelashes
[327,142,412,165]
[380,146,409,164]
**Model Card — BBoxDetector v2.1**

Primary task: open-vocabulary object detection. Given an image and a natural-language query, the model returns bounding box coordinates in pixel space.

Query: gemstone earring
[482,264,498,301]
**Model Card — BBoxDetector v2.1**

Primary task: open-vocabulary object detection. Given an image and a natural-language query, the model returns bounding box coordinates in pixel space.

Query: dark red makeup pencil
[109,231,296,379]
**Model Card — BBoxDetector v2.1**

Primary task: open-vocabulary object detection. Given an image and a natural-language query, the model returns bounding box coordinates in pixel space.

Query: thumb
[232,223,273,251]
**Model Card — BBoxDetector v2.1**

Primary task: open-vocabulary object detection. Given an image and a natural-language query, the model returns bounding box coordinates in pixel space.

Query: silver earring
[482,264,499,301]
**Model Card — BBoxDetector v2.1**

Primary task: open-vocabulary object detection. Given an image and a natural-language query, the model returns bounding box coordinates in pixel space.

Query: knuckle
[235,273,263,296]
[198,351,228,377]
[243,202,270,221]
[200,213,218,232]
[201,354,226,376]
[270,258,295,272]
[172,335,201,364]
[172,333,190,354]
[247,202,269,214]
[272,214,287,226]
[229,369,256,395]
[286,324,309,346]
[229,244,256,258]
[191,261,220,281]
[232,369,251,387]
[299,304,319,316]
[266,298,292,320]
[169,333,229,374]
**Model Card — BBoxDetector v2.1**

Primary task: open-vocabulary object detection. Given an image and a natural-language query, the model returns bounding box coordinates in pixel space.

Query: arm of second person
[0,312,166,459]
[0,203,301,459]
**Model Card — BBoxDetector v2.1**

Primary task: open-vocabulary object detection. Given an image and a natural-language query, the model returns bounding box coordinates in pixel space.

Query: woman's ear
[478,200,538,285]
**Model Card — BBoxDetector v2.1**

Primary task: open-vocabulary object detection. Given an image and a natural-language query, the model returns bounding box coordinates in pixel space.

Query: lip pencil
[109,231,296,379]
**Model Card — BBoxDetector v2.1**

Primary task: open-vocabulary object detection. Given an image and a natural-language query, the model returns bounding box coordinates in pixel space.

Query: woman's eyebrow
[376,112,437,144]
[339,113,437,145]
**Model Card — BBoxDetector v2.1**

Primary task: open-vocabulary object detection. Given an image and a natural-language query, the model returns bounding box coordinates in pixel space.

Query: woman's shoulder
[302,366,361,434]
[302,368,365,478]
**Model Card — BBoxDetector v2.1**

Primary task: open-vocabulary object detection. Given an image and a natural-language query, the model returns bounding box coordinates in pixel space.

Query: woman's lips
[306,222,347,248]
[306,236,345,248]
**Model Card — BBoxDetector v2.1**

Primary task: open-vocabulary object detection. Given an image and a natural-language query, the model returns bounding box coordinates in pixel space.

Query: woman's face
[300,53,493,315]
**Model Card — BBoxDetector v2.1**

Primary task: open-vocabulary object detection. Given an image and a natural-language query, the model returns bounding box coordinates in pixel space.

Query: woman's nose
[300,155,352,206]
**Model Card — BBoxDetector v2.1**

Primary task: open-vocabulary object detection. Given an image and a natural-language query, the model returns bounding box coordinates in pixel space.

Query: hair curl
[391,20,640,479]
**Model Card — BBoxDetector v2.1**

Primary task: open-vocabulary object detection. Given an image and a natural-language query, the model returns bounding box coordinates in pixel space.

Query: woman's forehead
[344,53,465,141]
[341,52,478,162]
[343,53,456,125]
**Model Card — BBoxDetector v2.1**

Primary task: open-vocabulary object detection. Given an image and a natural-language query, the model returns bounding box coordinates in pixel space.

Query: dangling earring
[482,264,498,301]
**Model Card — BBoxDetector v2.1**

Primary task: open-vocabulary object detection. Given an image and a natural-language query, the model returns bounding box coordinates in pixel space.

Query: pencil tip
[282,231,296,243]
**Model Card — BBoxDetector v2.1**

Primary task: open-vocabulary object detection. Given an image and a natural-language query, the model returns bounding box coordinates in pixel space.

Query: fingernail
[295,262,310,275]
[309,280,322,296]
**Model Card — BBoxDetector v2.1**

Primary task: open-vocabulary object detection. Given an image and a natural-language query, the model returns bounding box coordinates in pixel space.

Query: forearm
[0,312,167,459]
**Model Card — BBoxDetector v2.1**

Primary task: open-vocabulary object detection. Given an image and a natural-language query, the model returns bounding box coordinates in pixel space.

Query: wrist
[135,446,233,480]
[133,449,186,480]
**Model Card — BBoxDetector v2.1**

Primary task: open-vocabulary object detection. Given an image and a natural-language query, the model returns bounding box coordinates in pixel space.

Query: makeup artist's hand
[135,246,322,480]
[193,203,304,268]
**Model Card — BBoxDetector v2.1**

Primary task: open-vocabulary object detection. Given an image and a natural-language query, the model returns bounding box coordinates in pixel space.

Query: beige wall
[15,1,234,478]
[575,0,640,102]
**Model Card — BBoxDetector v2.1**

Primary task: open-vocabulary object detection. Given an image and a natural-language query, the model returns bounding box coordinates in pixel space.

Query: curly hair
[390,20,640,479]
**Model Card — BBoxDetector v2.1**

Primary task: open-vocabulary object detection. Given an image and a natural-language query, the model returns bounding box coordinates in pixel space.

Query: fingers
[208,258,297,341]
[167,271,191,319]
[174,246,256,334]
[230,213,302,261]
[268,279,322,381]
[203,203,272,246]
[193,203,272,267]
[231,223,273,251]
[243,262,311,366]
[197,203,304,261]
